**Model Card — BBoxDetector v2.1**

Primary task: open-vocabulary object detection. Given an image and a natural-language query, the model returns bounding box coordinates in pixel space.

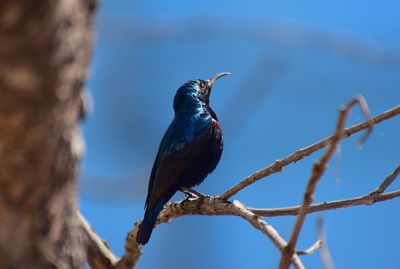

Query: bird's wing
[145,114,213,210]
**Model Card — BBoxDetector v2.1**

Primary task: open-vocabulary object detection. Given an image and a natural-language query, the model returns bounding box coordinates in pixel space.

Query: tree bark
[0,0,97,268]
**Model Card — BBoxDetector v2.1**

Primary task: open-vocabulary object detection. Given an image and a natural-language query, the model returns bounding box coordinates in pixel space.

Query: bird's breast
[211,119,223,146]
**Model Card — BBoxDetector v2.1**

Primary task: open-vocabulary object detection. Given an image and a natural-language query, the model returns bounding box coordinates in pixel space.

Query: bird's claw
[180,187,213,199]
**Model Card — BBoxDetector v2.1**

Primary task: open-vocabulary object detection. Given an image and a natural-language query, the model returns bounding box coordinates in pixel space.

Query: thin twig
[114,223,142,269]
[219,104,399,200]
[251,165,400,217]
[349,95,373,147]
[371,165,400,195]
[78,212,118,269]
[317,217,335,269]
[279,96,373,269]
[78,212,141,269]
[252,189,400,216]
[231,201,305,269]
[296,240,322,255]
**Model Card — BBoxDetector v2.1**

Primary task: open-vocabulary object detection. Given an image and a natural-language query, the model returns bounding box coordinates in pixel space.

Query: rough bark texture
[0,0,97,268]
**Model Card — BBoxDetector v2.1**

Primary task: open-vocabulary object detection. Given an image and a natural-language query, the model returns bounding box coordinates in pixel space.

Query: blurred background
[80,1,400,268]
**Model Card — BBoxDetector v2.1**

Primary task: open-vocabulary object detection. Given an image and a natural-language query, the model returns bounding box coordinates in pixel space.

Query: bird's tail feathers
[136,199,166,245]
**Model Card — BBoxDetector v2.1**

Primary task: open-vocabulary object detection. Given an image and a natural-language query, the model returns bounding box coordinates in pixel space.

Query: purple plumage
[136,72,229,245]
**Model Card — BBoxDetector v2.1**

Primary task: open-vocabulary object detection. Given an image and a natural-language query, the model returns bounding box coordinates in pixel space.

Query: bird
[136,72,230,245]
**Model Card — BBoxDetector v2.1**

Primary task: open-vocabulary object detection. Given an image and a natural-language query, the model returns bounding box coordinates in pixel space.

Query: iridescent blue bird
[136,72,230,245]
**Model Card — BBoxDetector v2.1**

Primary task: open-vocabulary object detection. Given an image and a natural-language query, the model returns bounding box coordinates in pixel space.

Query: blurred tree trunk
[0,0,97,268]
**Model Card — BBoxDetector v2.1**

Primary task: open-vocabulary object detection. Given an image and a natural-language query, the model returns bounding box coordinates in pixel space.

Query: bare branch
[219,104,399,200]
[317,217,335,269]
[296,240,322,256]
[114,223,141,269]
[230,201,305,269]
[164,164,400,219]
[157,198,305,269]
[252,189,400,217]
[251,165,400,217]
[87,198,305,269]
[347,95,373,147]
[279,96,373,269]
[83,163,400,269]
[158,199,284,243]
[79,213,118,269]
[82,105,398,269]
[371,165,400,195]
[79,213,142,269]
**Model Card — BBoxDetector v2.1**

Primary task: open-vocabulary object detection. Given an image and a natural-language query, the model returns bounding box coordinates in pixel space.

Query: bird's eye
[199,81,207,90]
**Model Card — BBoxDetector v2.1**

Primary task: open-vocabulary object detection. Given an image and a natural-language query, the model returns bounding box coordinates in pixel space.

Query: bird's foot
[180,187,212,199]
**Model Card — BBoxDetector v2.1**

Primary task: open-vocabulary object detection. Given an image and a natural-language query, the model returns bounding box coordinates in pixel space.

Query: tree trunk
[0,0,97,268]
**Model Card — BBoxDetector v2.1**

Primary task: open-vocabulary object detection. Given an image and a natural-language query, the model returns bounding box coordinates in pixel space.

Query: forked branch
[279,96,373,269]
[219,104,399,200]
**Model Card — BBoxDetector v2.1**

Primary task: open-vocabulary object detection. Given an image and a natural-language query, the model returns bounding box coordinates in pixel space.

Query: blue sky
[80,1,400,268]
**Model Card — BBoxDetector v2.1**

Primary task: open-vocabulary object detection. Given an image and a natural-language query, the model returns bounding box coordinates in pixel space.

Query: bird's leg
[180,187,212,199]
[180,187,214,213]
[180,187,198,199]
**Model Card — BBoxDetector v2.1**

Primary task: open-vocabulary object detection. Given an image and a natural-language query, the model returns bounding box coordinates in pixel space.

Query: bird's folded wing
[145,115,213,210]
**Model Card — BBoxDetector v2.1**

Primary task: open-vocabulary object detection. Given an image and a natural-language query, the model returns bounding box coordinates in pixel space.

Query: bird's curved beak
[207,72,231,88]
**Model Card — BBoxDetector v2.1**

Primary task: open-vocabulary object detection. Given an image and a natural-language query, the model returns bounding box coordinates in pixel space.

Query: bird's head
[173,72,230,113]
